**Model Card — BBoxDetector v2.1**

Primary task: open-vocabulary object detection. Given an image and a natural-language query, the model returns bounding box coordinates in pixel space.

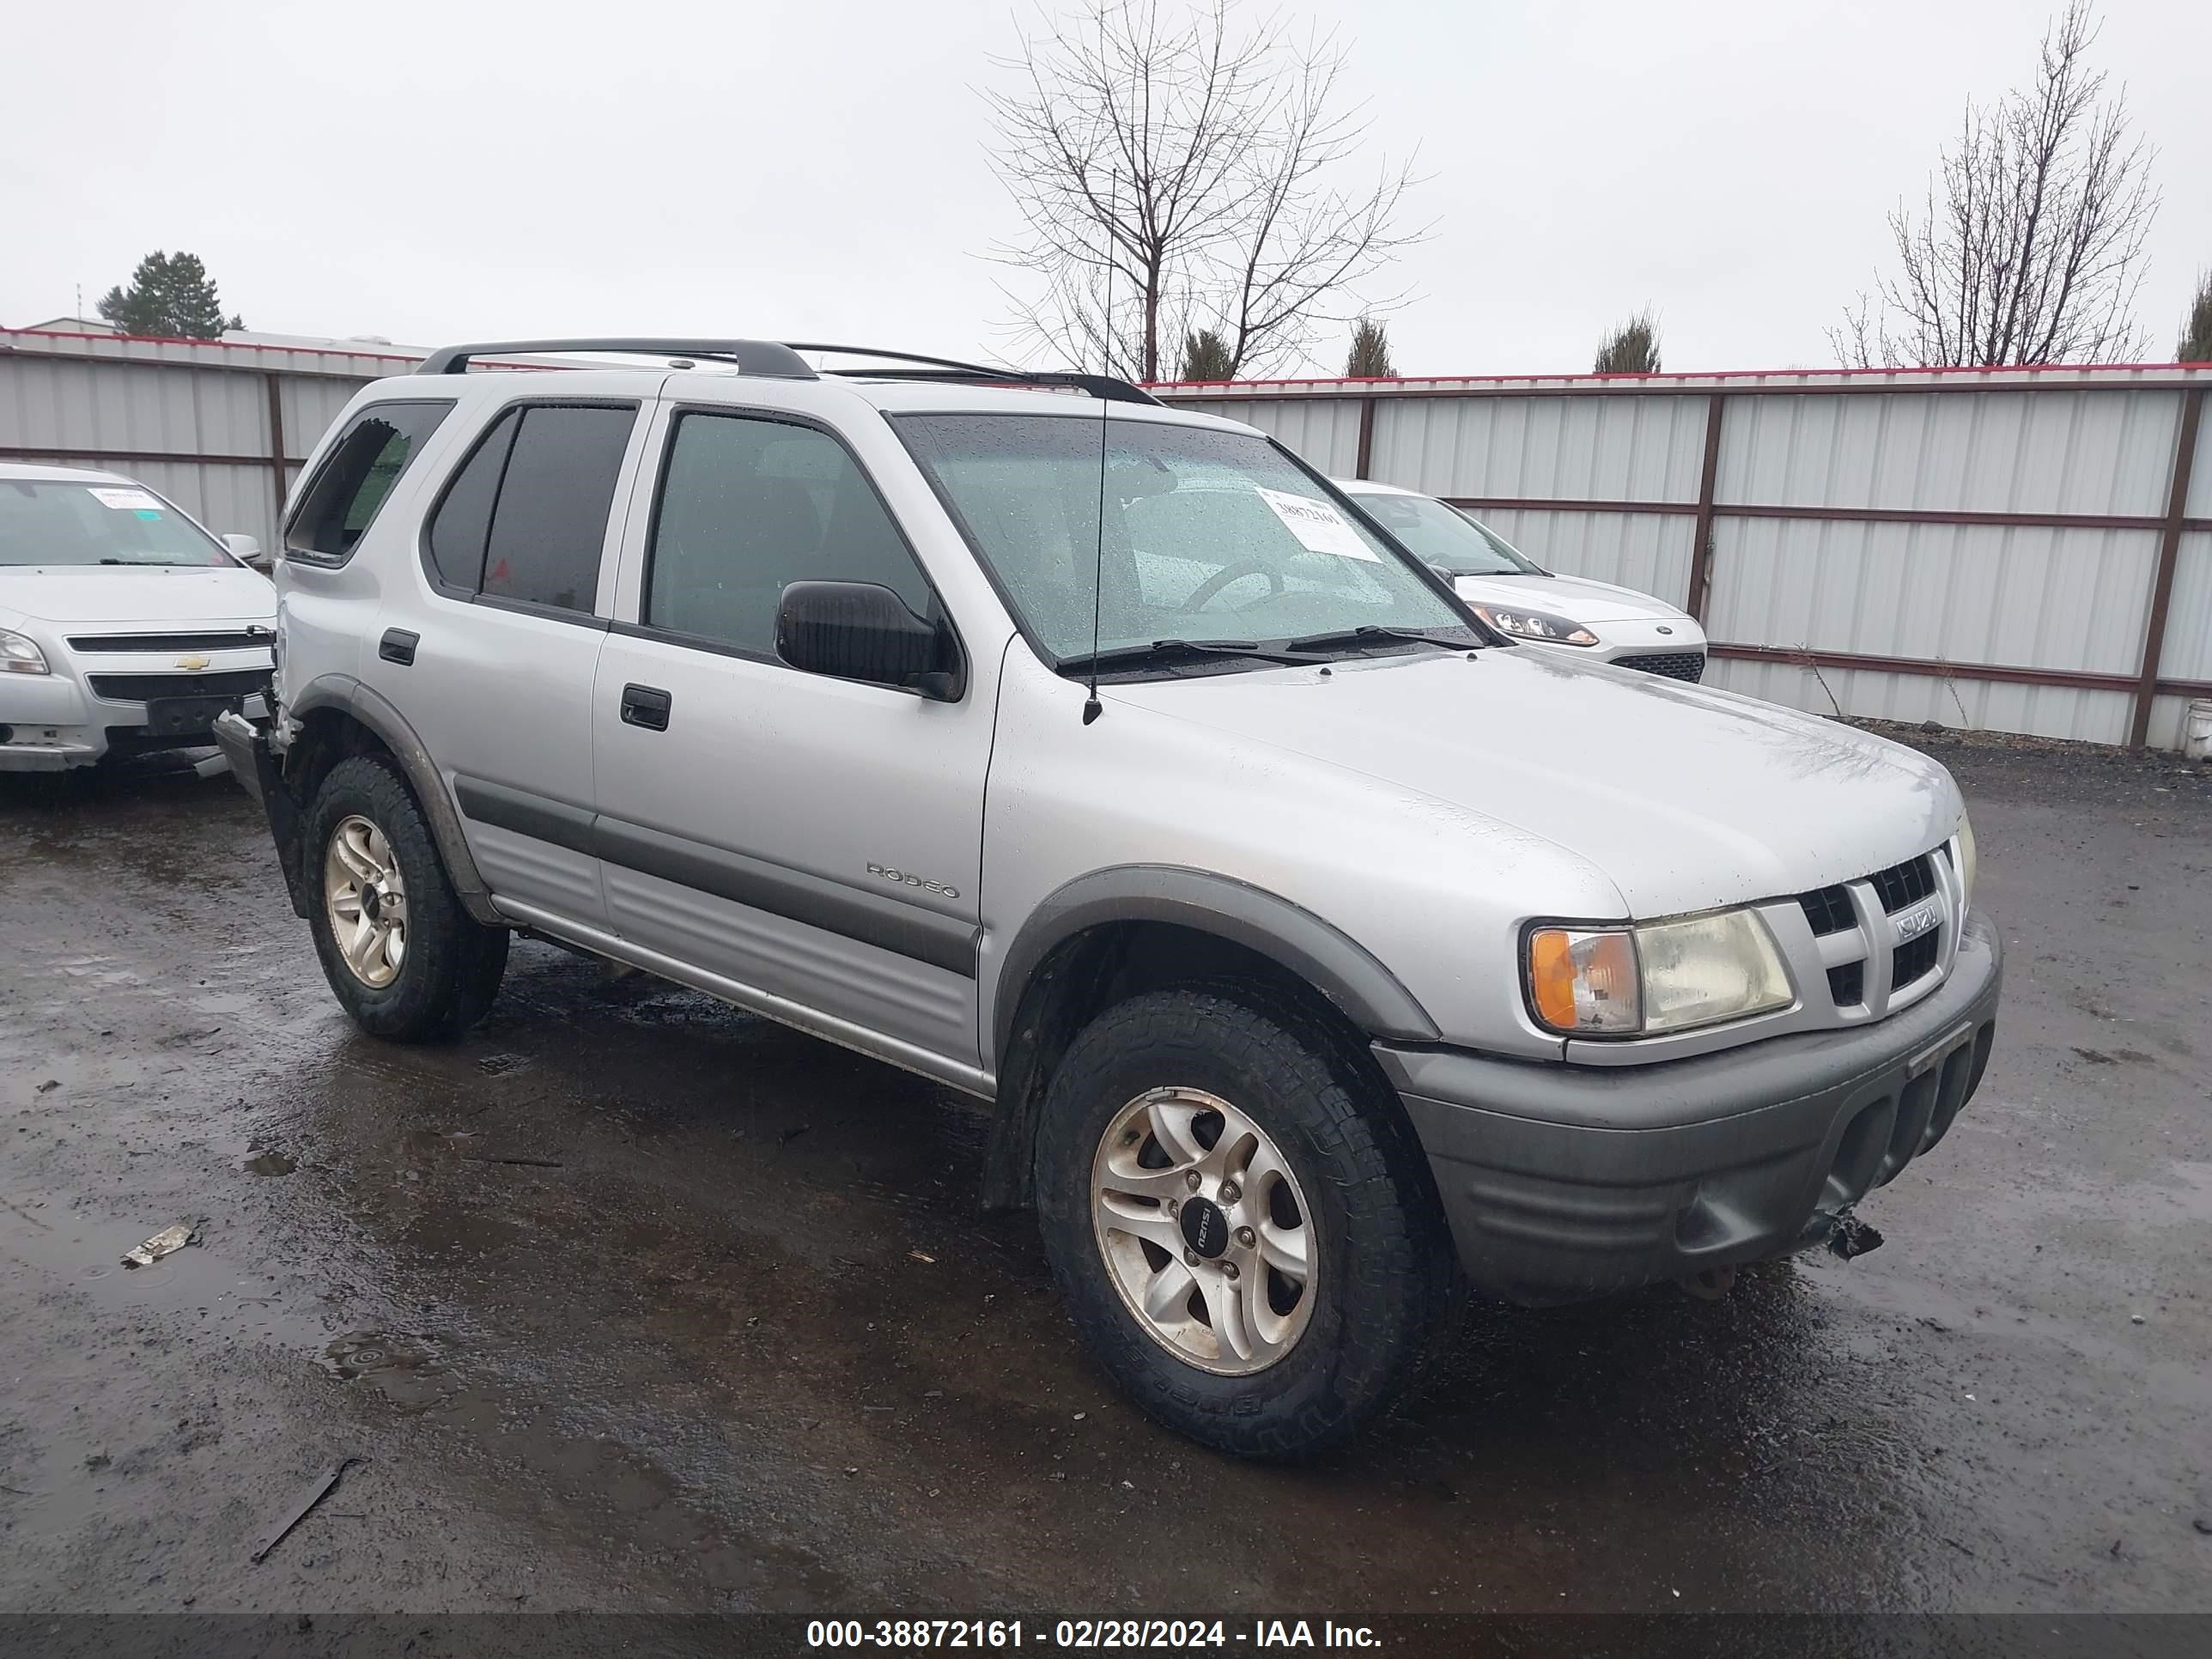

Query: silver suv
[218,338,2002,1458]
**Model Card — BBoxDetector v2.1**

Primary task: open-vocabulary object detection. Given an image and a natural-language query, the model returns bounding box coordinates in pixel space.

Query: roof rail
[415,338,818,377]
[786,343,1164,407]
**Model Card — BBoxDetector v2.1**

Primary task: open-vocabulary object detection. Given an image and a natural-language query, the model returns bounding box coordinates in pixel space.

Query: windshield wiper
[1060,637,1327,675]
[1276,625,1475,654]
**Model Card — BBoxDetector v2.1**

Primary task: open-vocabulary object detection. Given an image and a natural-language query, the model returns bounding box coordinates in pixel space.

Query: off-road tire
[1034,983,1460,1459]
[304,755,508,1042]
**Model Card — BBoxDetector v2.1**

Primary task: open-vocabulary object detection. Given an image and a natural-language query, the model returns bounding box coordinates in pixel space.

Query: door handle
[620,683,672,731]
[379,628,419,666]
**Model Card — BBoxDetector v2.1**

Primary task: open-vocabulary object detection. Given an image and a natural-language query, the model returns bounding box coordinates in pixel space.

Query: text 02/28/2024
[805,1620,1382,1649]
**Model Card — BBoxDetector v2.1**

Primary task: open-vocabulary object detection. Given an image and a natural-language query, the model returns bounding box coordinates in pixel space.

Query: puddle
[244,1149,297,1177]
[320,1330,450,1413]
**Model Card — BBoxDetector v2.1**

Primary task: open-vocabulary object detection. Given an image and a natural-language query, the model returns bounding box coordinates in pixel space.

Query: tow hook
[1821,1207,1887,1261]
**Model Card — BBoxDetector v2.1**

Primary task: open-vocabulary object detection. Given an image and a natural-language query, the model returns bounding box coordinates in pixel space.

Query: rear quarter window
[285,401,454,566]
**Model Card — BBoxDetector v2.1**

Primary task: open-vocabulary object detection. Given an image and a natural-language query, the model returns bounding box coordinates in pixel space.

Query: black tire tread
[1035,981,1460,1459]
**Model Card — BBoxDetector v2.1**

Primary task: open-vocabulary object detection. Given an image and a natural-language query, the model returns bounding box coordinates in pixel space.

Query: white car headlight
[1470,604,1599,647]
[1,629,50,675]
[1527,908,1794,1037]
[1956,811,1977,909]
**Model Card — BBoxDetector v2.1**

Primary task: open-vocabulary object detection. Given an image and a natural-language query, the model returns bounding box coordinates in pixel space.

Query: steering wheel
[1184,561,1286,612]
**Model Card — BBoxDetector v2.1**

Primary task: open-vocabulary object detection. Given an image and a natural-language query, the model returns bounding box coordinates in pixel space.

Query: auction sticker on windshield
[1255,487,1379,562]
[88,488,164,513]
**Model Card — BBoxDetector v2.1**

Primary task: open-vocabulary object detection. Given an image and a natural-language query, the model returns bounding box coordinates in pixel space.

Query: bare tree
[2179,270,2212,363]
[1594,310,1662,374]
[986,0,1418,381]
[1345,315,1395,376]
[1832,2,2159,368]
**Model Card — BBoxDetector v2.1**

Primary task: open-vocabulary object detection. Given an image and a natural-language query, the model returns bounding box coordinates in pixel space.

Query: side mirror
[223,532,274,576]
[775,580,962,699]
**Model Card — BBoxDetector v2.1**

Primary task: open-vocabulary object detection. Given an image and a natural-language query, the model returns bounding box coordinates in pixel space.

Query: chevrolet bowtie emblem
[175,654,211,671]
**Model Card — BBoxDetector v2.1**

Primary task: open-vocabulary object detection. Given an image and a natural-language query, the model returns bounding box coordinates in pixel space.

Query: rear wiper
[1276,625,1474,654]
[1059,637,1327,674]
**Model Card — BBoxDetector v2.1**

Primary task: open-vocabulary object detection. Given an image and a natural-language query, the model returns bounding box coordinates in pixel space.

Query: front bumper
[2,665,270,770]
[1376,910,2002,1304]
[0,671,100,769]
[213,710,310,916]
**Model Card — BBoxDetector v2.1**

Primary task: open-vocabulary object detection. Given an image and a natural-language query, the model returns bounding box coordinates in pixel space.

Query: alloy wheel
[1089,1085,1317,1375]
[323,814,409,988]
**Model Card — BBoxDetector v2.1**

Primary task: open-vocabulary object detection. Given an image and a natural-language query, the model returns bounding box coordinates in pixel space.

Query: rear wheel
[304,755,508,1042]
[1034,985,1458,1458]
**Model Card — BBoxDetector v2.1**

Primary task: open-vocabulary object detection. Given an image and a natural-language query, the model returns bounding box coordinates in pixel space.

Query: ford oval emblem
[1656,625,1674,636]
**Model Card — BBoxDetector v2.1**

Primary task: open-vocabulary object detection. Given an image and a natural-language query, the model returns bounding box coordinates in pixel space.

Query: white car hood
[0,565,276,629]
[1452,568,1688,625]
[1103,648,1959,916]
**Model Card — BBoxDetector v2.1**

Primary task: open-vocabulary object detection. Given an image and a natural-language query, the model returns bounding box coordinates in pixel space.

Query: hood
[1102,649,1960,916]
[0,565,276,630]
[1452,569,1687,625]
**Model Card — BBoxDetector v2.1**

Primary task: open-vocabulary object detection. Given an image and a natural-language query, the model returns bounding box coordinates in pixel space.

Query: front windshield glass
[895,415,1465,663]
[0,480,233,568]
[1344,490,1542,576]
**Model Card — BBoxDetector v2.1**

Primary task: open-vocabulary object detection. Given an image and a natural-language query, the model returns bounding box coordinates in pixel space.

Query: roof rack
[415,338,817,377]
[413,337,1164,407]
[787,343,1164,407]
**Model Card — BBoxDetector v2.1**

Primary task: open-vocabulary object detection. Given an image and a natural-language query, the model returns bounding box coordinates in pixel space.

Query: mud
[2,742,2207,1616]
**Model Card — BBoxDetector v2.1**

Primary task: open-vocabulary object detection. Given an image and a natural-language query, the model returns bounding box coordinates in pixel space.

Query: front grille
[1796,843,1950,1018]
[86,669,270,702]
[1800,884,1855,937]
[1868,854,1936,914]
[1622,651,1706,684]
[67,631,270,653]
[1893,928,1941,990]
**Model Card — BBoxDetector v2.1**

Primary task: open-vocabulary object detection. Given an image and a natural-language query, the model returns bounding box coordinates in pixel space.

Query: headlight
[0,629,50,675]
[1956,812,1977,909]
[1470,605,1599,647]
[1527,908,1794,1036]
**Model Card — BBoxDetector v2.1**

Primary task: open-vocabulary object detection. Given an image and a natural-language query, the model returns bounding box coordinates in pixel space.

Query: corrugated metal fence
[8,330,2207,749]
[0,327,411,555]
[1157,366,2212,750]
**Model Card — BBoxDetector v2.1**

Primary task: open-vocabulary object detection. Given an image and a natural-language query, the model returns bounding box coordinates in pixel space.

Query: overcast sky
[4,0,2207,376]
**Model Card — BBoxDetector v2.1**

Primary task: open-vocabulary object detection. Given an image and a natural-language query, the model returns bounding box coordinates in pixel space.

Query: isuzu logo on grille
[1896,902,1939,939]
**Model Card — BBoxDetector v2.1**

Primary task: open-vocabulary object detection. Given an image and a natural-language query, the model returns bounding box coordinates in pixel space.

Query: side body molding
[283,674,503,926]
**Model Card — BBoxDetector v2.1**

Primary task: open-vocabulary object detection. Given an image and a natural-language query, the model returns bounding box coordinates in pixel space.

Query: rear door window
[286,401,453,564]
[478,405,637,615]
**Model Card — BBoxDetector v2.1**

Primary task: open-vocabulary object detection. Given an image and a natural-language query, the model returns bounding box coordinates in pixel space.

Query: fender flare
[977,866,1440,1211]
[285,674,503,926]
[991,865,1441,1067]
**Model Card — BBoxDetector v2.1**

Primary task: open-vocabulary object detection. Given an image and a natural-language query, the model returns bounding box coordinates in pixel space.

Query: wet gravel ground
[2,732,2208,1623]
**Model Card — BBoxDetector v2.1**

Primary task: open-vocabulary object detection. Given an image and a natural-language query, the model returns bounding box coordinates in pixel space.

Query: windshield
[1343,490,1543,576]
[0,480,234,568]
[895,415,1465,665]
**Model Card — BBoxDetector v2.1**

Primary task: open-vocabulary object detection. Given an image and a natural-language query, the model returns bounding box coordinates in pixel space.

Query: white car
[1,462,276,770]
[1334,477,1708,681]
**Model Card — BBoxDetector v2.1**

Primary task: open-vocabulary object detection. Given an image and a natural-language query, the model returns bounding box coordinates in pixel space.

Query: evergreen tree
[1346,317,1395,377]
[1594,310,1662,374]
[2178,270,2212,363]
[1176,328,1237,381]
[97,251,244,339]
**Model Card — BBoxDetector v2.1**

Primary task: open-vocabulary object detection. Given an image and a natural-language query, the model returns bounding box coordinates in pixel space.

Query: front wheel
[1034,986,1459,1458]
[304,755,509,1042]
